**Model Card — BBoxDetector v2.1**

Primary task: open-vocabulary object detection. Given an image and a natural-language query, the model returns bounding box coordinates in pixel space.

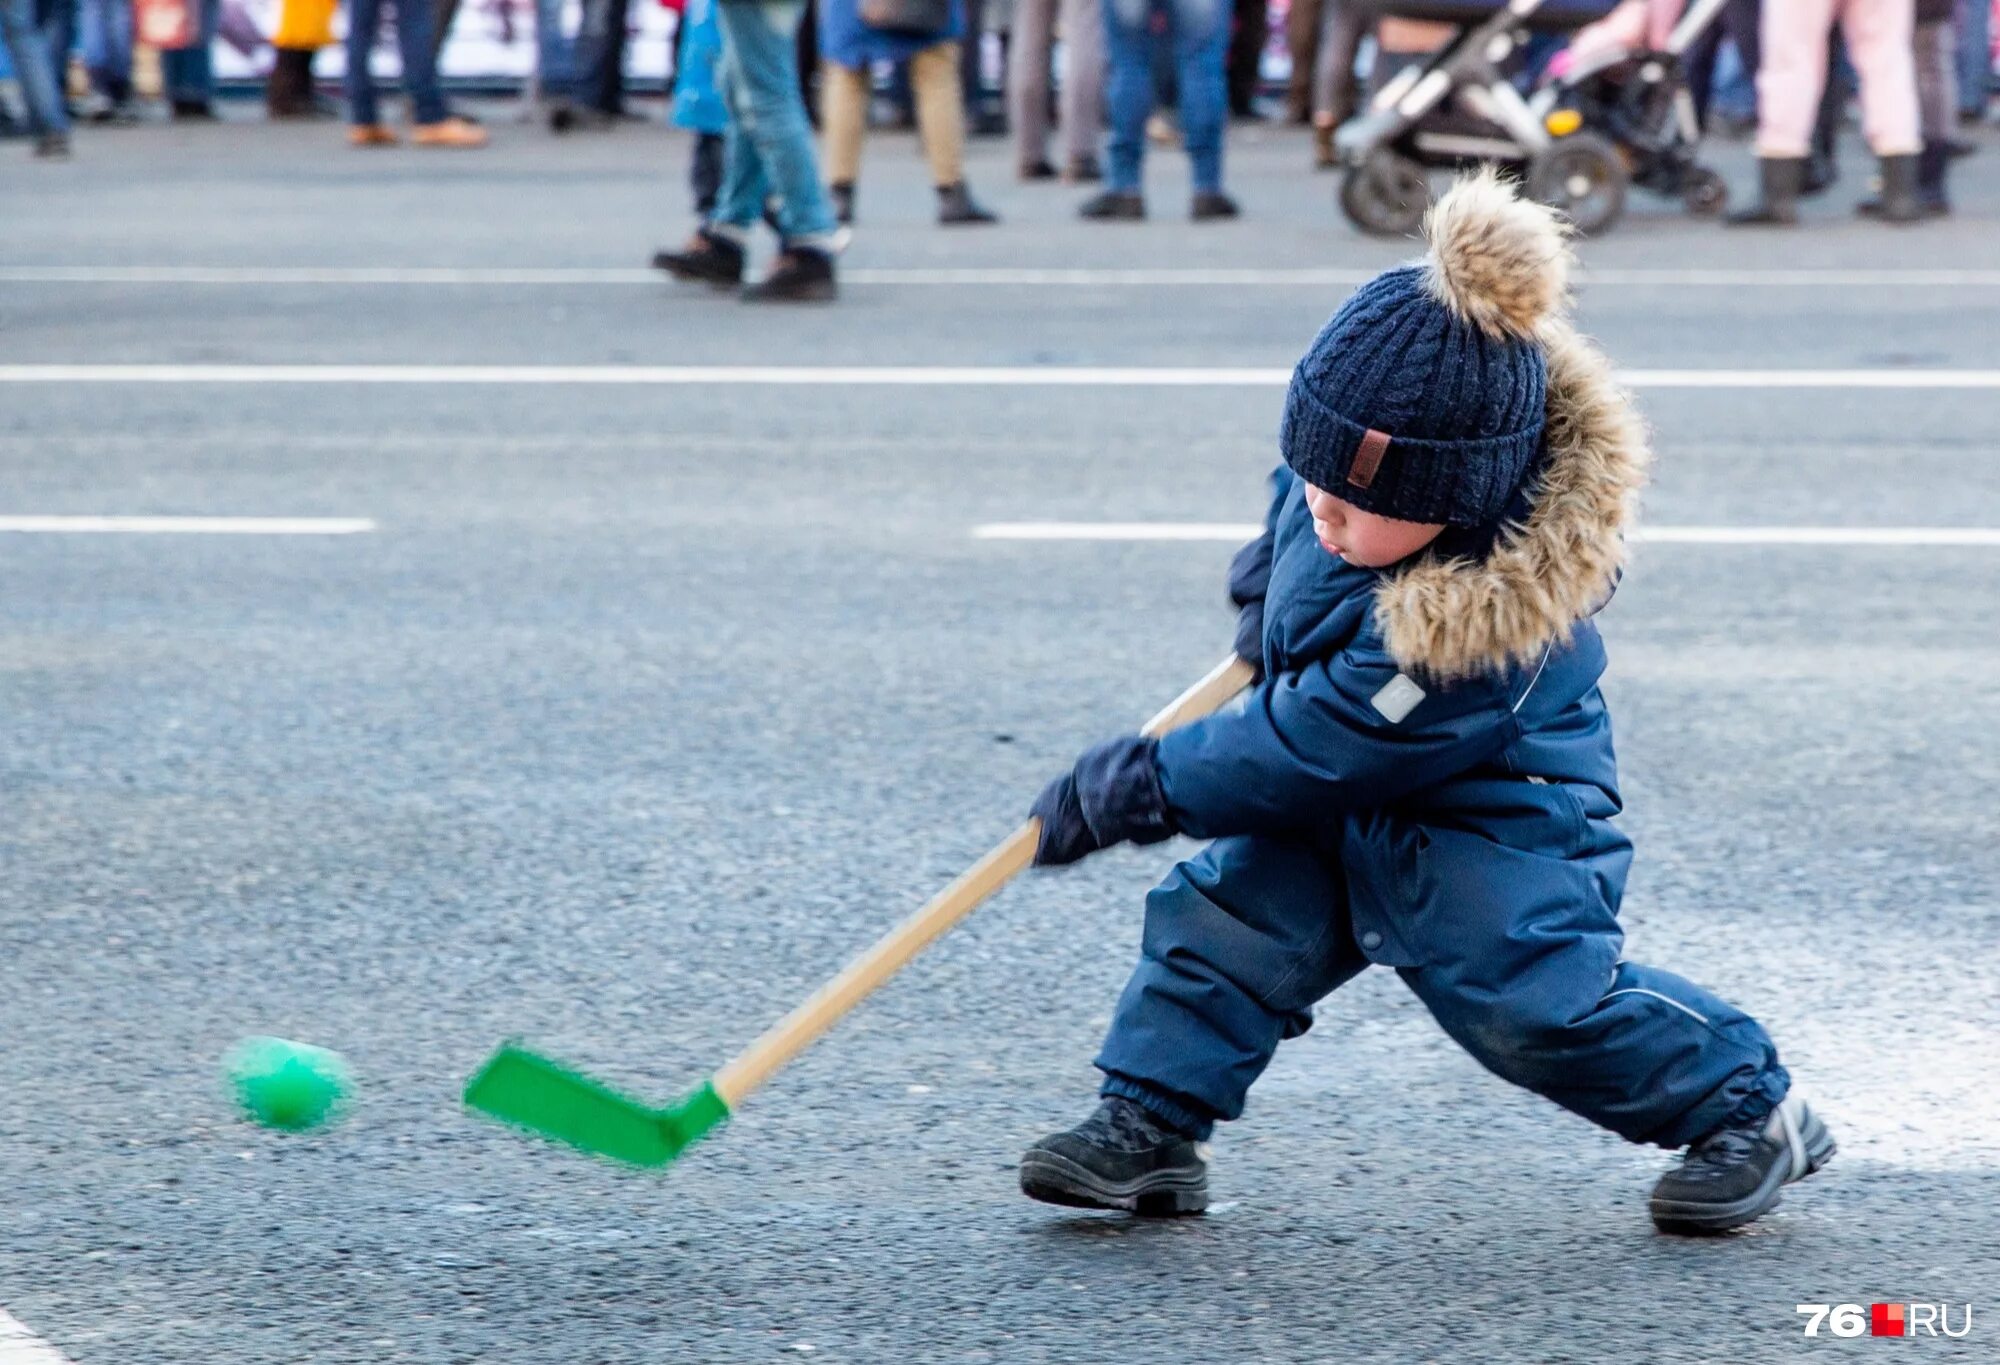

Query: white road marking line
[5,265,2000,288]
[974,523,2000,547]
[0,516,376,535]
[2,365,1998,389]
[0,1308,74,1365]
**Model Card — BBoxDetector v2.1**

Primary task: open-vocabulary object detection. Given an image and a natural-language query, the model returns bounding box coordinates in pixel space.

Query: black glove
[1227,532,1271,684]
[1029,734,1176,866]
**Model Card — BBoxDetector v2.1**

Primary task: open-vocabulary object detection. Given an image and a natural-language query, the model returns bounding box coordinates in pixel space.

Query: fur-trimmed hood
[1372,319,1651,682]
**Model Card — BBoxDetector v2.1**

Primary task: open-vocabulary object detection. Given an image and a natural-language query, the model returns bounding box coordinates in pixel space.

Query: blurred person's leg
[1841,0,1920,153]
[1008,0,1055,173]
[1730,0,1829,221]
[78,0,133,108]
[390,0,456,126]
[1057,0,1102,172]
[1953,0,1988,116]
[574,0,631,113]
[1804,35,1849,189]
[267,0,338,119]
[1908,17,1954,207]
[0,0,71,145]
[1223,0,1263,114]
[430,0,461,62]
[819,56,867,217]
[160,0,219,113]
[1284,0,1320,122]
[1754,0,1834,156]
[715,0,839,245]
[344,0,385,127]
[1095,0,1154,197]
[1172,0,1229,197]
[692,128,726,213]
[1308,0,1357,164]
[37,0,77,113]
[912,38,997,217]
[534,0,576,107]
[911,41,966,181]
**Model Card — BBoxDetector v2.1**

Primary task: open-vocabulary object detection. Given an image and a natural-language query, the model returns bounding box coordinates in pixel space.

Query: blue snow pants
[1096,831,1790,1147]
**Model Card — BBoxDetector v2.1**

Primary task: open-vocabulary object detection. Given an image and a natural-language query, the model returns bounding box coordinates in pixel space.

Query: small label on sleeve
[1370,673,1427,724]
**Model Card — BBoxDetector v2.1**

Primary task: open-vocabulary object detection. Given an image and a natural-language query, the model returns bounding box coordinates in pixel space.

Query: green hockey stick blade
[463,1042,729,1168]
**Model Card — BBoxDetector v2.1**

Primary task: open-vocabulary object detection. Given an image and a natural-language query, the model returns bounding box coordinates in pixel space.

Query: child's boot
[1019,1096,1209,1216]
[1649,1094,1835,1234]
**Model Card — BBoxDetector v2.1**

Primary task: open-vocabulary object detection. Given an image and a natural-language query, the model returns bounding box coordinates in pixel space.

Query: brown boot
[1313,116,1337,170]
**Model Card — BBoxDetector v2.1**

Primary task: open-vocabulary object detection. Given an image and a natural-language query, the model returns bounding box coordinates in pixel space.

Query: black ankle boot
[1651,1095,1835,1234]
[1020,1097,1209,1216]
[1191,190,1239,220]
[1855,153,1924,223]
[1727,156,1805,226]
[650,228,746,286]
[937,182,997,225]
[830,182,855,226]
[1915,141,1951,216]
[1079,189,1144,220]
[742,246,837,303]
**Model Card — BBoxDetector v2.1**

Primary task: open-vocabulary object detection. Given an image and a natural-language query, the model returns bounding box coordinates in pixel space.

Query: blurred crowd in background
[4,0,1995,294]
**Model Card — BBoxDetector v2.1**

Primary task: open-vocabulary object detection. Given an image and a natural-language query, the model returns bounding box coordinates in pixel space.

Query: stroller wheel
[1682,167,1729,217]
[1339,152,1432,238]
[1526,133,1628,236]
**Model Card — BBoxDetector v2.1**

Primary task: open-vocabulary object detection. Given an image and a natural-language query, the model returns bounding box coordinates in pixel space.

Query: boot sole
[1018,1150,1208,1217]
[1650,1110,1837,1235]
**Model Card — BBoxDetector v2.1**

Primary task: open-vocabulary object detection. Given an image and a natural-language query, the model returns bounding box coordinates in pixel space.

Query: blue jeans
[533,0,574,100]
[712,0,837,246]
[78,0,131,100]
[1959,0,1993,115]
[0,0,68,131]
[158,0,218,103]
[345,0,448,123]
[1102,0,1228,193]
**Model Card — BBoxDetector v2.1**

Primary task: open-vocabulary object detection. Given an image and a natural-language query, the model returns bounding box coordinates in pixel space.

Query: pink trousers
[1756,0,1922,157]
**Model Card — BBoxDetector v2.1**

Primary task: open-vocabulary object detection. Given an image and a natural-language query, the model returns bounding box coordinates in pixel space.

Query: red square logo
[1872,1303,1906,1337]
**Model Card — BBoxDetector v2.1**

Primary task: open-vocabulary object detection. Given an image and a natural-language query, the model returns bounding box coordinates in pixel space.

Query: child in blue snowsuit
[1020,172,1835,1234]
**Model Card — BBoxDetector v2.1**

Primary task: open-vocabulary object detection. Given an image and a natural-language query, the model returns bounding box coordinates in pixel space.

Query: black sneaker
[651,229,745,287]
[1650,1094,1835,1234]
[1020,1097,1209,1216]
[742,247,836,303]
[1079,190,1144,221]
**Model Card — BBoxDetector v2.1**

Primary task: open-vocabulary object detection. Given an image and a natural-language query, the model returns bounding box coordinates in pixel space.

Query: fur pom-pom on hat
[1421,168,1574,341]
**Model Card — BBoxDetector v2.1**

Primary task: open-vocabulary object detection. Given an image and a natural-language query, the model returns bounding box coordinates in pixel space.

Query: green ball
[226,1036,350,1132]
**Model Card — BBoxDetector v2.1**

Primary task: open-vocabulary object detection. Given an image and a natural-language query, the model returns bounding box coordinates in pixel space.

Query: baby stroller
[1335,0,1733,236]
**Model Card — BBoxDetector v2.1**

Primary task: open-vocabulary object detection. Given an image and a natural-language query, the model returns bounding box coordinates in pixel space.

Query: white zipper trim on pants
[1601,986,1712,1025]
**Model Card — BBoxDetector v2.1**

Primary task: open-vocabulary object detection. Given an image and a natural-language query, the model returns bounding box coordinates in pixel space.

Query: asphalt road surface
[3,107,1998,1364]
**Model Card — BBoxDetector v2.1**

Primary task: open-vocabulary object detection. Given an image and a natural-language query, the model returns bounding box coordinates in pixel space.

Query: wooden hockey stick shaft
[711,654,1256,1108]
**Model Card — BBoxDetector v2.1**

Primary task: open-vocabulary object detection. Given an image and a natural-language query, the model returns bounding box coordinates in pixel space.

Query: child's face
[1303,483,1446,568]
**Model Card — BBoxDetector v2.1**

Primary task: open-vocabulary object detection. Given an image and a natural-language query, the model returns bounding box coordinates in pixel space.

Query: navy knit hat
[1280,171,1574,529]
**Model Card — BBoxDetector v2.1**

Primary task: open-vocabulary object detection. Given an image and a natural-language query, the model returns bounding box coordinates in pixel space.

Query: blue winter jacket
[1153,321,1650,971]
